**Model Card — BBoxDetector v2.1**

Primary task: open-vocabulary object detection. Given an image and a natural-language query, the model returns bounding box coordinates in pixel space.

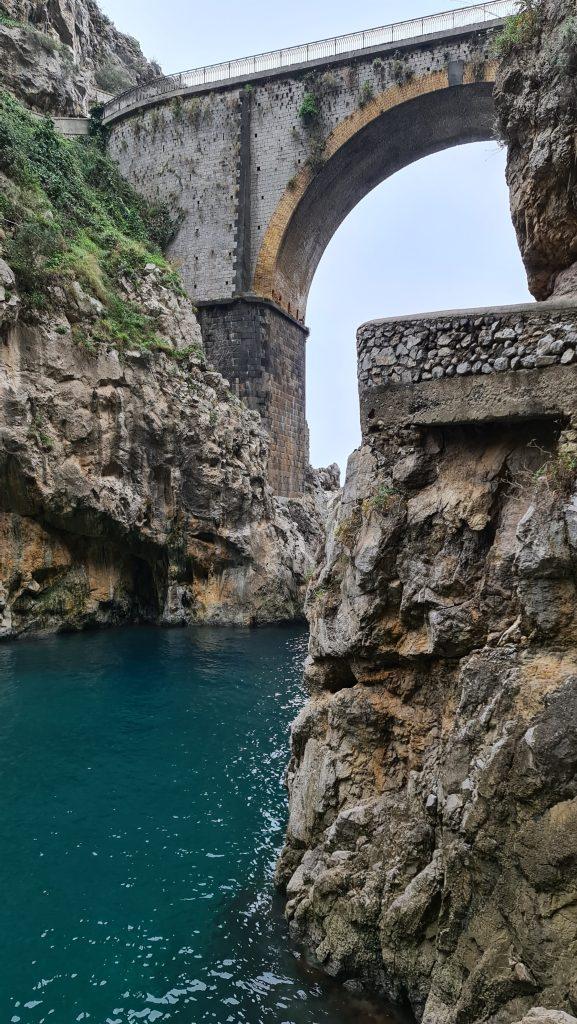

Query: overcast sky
[100,0,531,474]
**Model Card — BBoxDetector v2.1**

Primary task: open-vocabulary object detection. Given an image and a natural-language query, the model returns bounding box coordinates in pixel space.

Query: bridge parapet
[358,303,577,435]
[103,0,515,123]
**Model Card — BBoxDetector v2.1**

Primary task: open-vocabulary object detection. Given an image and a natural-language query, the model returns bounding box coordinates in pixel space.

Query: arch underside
[263,82,496,318]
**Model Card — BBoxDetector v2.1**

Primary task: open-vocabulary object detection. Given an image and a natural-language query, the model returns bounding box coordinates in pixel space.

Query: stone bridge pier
[105,1,515,494]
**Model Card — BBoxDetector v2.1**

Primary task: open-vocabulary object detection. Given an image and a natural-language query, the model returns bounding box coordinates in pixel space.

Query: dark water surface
[0,625,398,1024]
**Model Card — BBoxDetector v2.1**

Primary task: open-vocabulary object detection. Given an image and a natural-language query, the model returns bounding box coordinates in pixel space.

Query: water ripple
[0,625,399,1024]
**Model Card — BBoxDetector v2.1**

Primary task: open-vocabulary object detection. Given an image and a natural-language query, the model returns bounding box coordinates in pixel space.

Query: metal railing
[103,0,517,122]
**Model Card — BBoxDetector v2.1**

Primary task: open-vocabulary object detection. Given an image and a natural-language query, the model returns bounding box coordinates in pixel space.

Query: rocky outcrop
[495,0,577,299]
[513,1013,577,1024]
[279,415,577,1022]
[0,0,160,115]
[0,260,336,639]
[279,9,577,1014]
[0,80,338,639]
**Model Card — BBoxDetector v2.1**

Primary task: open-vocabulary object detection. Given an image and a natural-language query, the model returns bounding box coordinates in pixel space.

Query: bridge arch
[105,12,510,495]
[253,63,497,320]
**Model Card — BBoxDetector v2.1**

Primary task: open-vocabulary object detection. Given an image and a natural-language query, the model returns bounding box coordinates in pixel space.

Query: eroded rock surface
[512,1012,577,1024]
[495,0,577,299]
[0,264,334,638]
[0,0,160,115]
[279,420,577,1023]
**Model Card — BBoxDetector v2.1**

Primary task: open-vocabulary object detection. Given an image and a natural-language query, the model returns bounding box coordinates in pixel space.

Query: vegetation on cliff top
[0,90,186,351]
[494,0,544,56]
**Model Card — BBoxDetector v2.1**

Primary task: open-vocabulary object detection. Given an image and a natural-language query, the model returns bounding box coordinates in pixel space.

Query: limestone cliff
[0,91,335,638]
[0,292,332,638]
[279,417,577,1023]
[279,4,577,1017]
[0,0,160,115]
[495,0,577,299]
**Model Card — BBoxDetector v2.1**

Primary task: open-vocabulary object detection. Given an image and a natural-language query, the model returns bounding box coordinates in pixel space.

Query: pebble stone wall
[357,305,577,390]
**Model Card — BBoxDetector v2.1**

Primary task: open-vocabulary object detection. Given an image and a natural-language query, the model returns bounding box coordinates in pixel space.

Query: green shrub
[93,295,162,350]
[306,135,326,174]
[25,24,60,51]
[392,60,406,85]
[550,15,577,72]
[319,71,340,93]
[493,1,543,56]
[363,485,402,515]
[299,91,320,126]
[30,412,54,450]
[536,447,577,498]
[0,90,184,347]
[171,96,184,122]
[88,104,110,149]
[0,10,19,27]
[359,80,374,108]
[186,98,202,129]
[95,60,133,96]
[5,218,63,294]
[334,508,362,548]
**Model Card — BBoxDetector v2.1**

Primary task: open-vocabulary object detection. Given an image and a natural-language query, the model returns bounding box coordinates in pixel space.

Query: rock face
[495,0,577,299]
[513,1013,577,1024]
[0,75,337,639]
[280,10,577,1015]
[0,0,160,114]
[0,263,335,639]
[279,417,577,1022]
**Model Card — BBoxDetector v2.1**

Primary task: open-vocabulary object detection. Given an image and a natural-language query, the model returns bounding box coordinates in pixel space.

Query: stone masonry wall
[358,303,577,390]
[197,300,308,496]
[108,91,243,301]
[248,31,491,307]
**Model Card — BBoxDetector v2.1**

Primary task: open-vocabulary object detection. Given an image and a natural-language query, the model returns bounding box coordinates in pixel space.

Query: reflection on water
[0,624,400,1024]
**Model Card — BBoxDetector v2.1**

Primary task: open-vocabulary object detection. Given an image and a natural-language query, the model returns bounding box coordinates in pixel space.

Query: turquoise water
[0,625,398,1024]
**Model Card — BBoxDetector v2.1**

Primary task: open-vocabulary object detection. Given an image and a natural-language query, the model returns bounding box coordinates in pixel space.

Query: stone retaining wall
[357,303,577,390]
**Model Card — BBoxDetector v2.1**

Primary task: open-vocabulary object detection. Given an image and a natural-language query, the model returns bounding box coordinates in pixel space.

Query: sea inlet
[0,624,400,1024]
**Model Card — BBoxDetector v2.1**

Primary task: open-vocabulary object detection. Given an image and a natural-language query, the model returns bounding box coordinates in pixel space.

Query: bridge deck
[103,0,516,123]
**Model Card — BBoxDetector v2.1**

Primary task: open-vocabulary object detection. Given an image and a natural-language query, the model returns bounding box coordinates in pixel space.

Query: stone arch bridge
[104,0,516,494]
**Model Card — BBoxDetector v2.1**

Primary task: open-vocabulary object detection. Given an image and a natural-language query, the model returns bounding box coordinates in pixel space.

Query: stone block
[537,334,563,356]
